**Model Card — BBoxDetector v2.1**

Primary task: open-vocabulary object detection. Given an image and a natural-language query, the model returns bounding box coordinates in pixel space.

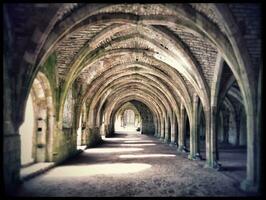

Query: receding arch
[20,71,55,171]
[3,4,261,194]
[106,95,160,137]
[114,102,142,132]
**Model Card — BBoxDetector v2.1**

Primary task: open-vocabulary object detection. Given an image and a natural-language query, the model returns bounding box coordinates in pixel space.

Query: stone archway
[114,102,141,133]
[3,4,261,194]
[123,109,135,127]
[26,72,55,163]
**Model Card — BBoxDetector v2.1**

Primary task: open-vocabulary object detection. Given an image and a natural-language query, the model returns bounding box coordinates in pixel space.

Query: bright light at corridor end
[45,163,151,177]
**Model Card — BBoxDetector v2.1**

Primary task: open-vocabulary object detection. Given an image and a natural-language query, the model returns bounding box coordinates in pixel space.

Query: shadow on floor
[220,166,246,172]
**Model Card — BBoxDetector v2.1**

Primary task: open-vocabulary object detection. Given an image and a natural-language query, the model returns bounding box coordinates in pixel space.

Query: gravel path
[16,131,250,197]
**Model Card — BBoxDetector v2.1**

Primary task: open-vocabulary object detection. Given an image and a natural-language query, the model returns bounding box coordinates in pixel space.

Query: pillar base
[194,153,203,160]
[177,145,189,153]
[204,160,222,171]
[188,153,203,161]
[163,139,170,144]
[188,154,196,160]
[169,142,177,147]
[240,179,259,193]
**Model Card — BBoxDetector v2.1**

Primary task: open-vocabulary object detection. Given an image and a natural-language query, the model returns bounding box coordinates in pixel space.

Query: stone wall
[228,4,261,79]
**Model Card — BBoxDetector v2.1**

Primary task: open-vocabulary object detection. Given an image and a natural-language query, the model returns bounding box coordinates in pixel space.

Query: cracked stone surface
[15,131,250,197]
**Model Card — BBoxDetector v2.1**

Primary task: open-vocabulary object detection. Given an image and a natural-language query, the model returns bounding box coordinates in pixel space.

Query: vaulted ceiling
[4,3,261,126]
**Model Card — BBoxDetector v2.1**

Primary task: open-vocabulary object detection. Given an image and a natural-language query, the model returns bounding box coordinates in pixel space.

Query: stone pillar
[235,113,240,146]
[223,113,229,144]
[195,112,202,160]
[211,106,220,167]
[241,113,260,192]
[100,123,105,136]
[170,111,177,146]
[205,106,221,169]
[241,67,262,193]
[111,122,115,135]
[164,117,170,143]
[228,112,238,145]
[120,115,123,127]
[239,110,247,146]
[155,120,160,138]
[160,119,165,140]
[4,122,21,194]
[177,104,187,152]
[154,120,157,136]
[105,123,114,137]
[154,121,157,137]
[87,127,103,147]
[217,111,224,143]
[188,94,199,160]
[81,122,86,145]
[36,112,47,162]
[47,114,54,162]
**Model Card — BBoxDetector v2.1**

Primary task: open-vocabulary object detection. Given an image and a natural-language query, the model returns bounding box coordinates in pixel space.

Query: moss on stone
[40,52,59,106]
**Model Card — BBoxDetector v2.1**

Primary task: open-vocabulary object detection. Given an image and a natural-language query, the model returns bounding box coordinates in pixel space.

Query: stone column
[177,104,187,152]
[241,113,259,192]
[240,67,261,193]
[81,122,86,145]
[105,123,114,137]
[154,119,158,136]
[204,106,221,169]
[210,106,220,165]
[223,113,229,144]
[164,117,170,143]
[217,111,224,143]
[188,93,201,160]
[170,110,177,146]
[120,115,123,127]
[239,110,246,146]
[87,126,103,147]
[47,114,55,162]
[36,109,47,162]
[235,113,240,146]
[160,119,165,140]
[155,119,160,138]
[213,106,220,161]
[100,123,105,136]
[195,108,202,160]
[4,121,21,194]
[204,108,211,166]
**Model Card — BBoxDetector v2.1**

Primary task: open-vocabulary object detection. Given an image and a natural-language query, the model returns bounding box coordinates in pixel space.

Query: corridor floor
[16,131,249,197]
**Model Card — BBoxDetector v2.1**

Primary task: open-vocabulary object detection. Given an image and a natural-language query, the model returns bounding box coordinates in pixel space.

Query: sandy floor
[15,131,252,197]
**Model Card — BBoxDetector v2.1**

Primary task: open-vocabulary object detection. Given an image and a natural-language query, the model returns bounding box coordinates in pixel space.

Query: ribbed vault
[35,4,258,189]
[3,3,261,195]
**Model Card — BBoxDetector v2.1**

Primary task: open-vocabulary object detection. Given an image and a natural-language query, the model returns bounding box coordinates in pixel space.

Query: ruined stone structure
[3,3,262,196]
